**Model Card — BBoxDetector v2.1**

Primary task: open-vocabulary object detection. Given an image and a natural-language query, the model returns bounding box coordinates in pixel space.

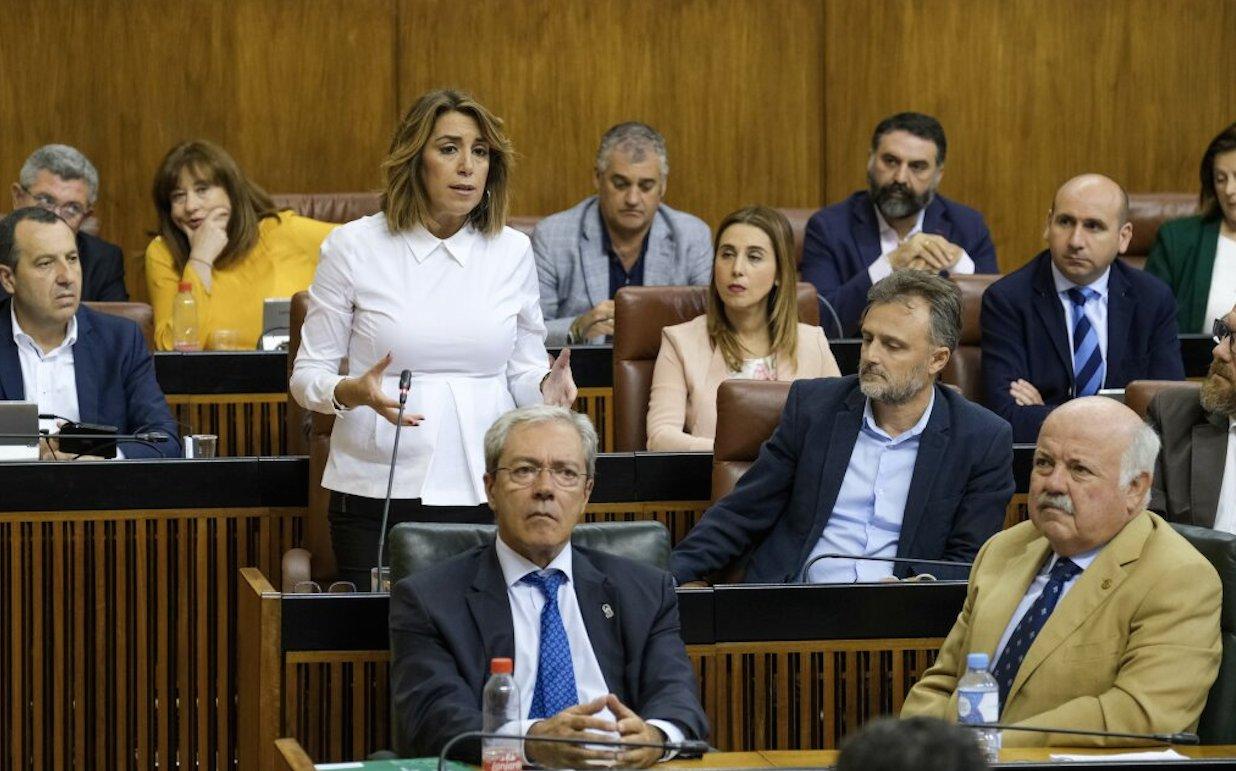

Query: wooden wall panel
[0,0,395,301]
[395,0,826,232]
[822,0,1236,273]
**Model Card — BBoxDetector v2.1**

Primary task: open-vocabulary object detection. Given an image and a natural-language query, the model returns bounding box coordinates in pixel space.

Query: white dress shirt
[1213,418,1236,534]
[494,537,685,751]
[12,306,80,434]
[1050,261,1111,388]
[290,215,550,505]
[992,547,1100,665]
[1203,234,1236,333]
[866,207,976,284]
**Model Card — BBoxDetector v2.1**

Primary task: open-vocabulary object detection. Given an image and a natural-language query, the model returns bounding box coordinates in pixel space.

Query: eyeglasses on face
[496,464,588,489]
[21,186,88,222]
[1213,317,1235,349]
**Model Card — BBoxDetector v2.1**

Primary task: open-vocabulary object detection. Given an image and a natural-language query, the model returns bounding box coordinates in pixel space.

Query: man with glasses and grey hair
[389,405,708,766]
[532,122,712,344]
[1147,302,1236,529]
[8,144,127,301]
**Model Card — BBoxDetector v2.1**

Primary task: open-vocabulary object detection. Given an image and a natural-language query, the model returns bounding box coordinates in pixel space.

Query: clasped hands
[331,349,578,426]
[525,694,667,769]
[888,233,963,273]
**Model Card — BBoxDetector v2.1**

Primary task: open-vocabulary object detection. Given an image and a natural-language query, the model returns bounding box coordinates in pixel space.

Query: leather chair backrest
[712,379,792,501]
[506,215,541,237]
[1124,379,1201,419]
[387,520,671,587]
[84,301,155,350]
[612,283,820,452]
[939,274,1000,403]
[1121,192,1199,269]
[271,192,382,224]
[1171,523,1236,743]
[775,207,816,267]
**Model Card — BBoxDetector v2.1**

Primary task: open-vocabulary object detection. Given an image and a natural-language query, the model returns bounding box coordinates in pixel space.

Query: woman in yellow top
[145,140,336,350]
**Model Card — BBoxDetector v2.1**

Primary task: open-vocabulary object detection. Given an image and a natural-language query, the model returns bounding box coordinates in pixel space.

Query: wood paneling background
[1,0,1232,296]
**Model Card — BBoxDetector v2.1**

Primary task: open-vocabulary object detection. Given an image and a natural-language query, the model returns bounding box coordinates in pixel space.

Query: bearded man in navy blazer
[390,405,707,766]
[801,112,997,337]
[0,208,179,459]
[671,272,1014,585]
[981,174,1185,443]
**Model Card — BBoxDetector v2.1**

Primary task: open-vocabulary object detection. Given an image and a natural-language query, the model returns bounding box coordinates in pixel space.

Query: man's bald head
[1044,174,1134,287]
[1051,174,1130,224]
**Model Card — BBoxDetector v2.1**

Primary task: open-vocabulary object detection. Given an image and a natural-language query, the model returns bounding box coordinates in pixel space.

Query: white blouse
[290,214,549,505]
[1203,233,1236,333]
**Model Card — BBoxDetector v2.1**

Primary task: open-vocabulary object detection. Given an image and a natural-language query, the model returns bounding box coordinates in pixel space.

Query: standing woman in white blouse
[291,89,577,587]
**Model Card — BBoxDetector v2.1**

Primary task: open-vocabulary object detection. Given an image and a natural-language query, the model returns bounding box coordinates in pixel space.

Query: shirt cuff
[324,375,354,414]
[867,254,894,284]
[648,719,685,761]
[949,250,975,275]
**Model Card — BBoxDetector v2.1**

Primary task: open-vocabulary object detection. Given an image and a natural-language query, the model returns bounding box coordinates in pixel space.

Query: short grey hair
[20,144,100,203]
[1122,421,1161,509]
[594,122,668,178]
[484,405,599,477]
[865,271,962,350]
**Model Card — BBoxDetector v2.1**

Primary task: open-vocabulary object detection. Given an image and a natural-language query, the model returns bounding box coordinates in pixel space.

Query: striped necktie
[1067,287,1104,397]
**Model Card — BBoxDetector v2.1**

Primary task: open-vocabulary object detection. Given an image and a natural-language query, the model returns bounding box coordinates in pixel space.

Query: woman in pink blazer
[647,206,840,451]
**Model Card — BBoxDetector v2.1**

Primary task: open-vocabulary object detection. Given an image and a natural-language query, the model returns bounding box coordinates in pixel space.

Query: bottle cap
[966,652,989,670]
[490,657,513,674]
[178,281,193,292]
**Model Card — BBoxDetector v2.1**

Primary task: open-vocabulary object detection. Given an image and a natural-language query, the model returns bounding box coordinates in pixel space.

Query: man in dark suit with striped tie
[980,174,1185,443]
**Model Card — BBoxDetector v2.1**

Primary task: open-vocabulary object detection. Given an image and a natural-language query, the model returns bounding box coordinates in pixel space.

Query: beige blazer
[901,511,1221,746]
[646,315,840,451]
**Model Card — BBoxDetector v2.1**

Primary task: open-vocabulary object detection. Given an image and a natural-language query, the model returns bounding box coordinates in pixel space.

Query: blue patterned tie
[521,570,578,719]
[992,557,1082,710]
[1067,287,1104,397]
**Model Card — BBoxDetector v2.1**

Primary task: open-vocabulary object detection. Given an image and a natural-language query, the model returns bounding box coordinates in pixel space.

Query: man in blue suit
[0,207,179,459]
[981,174,1185,443]
[671,272,1014,585]
[801,112,997,336]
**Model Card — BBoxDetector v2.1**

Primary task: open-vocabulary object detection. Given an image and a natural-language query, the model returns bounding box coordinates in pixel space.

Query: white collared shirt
[866,207,976,284]
[290,215,550,505]
[11,306,80,434]
[993,547,1101,666]
[1050,261,1111,388]
[1213,418,1236,534]
[495,537,685,752]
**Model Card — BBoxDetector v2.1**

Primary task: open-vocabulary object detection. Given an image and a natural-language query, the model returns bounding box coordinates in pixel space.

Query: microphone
[815,292,846,340]
[961,722,1199,746]
[0,431,170,459]
[435,730,711,771]
[375,369,415,592]
[799,552,973,582]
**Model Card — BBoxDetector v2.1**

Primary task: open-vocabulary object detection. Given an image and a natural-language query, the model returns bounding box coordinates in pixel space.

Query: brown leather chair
[84,301,155,349]
[507,215,542,237]
[284,290,339,585]
[939,274,1000,403]
[611,282,820,452]
[270,192,382,223]
[1121,192,1198,270]
[775,207,816,267]
[711,379,792,501]
[1124,379,1201,419]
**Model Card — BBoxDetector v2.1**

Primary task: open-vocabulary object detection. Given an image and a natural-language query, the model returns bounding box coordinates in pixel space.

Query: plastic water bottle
[171,281,202,351]
[957,652,1001,763]
[482,657,522,771]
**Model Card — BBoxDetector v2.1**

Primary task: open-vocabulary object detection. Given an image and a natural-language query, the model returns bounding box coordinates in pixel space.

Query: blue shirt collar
[861,385,936,445]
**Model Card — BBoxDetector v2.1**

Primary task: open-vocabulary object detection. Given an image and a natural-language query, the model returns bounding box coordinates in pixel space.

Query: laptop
[0,401,41,460]
[260,297,292,351]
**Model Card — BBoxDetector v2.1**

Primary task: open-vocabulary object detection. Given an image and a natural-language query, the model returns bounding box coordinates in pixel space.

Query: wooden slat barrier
[168,394,289,457]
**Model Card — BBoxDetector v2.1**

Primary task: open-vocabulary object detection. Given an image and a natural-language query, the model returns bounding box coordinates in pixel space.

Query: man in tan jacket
[902,397,1221,746]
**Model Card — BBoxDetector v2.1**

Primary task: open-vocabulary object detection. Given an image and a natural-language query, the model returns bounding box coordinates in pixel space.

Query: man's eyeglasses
[496,464,589,489]
[1213,318,1235,350]
[20,186,88,223]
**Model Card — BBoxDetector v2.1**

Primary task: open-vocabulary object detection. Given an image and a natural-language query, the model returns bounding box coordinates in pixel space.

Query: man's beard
[868,168,934,221]
[1200,361,1236,416]
[858,359,930,405]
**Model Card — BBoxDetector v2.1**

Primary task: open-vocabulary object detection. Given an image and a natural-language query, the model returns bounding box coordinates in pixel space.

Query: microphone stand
[436,730,712,771]
[800,552,973,582]
[963,722,1199,745]
[374,369,413,592]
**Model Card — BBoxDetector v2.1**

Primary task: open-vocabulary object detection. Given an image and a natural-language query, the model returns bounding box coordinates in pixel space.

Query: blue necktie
[1067,287,1104,397]
[992,557,1082,710]
[521,569,578,719]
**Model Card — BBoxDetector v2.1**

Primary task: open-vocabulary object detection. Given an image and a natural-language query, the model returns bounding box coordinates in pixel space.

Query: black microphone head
[399,369,412,391]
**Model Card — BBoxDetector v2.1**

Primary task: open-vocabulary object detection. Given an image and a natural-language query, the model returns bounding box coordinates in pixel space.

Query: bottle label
[957,689,998,724]
[483,748,522,771]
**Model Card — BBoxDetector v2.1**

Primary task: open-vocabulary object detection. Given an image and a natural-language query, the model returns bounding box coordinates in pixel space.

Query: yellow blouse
[144,212,336,351]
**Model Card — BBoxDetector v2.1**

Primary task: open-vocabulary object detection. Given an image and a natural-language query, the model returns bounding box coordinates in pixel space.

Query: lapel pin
[1101,578,1112,590]
[602,603,614,619]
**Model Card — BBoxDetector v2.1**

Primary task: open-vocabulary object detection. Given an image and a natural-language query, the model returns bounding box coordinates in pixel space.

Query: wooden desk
[759,747,1236,767]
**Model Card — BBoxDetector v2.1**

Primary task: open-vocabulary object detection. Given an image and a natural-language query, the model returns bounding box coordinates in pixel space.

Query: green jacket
[1144,215,1222,334]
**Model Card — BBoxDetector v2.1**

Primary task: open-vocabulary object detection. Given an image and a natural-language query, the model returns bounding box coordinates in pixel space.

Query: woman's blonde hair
[381,89,512,236]
[706,206,802,373]
[152,140,279,272]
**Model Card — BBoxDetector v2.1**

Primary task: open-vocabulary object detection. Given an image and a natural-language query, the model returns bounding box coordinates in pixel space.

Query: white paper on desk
[1049,749,1188,761]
